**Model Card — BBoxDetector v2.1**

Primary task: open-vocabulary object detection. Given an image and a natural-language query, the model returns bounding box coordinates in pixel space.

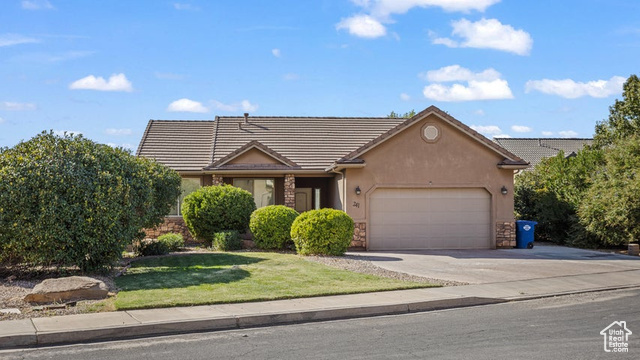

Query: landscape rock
[23,276,109,304]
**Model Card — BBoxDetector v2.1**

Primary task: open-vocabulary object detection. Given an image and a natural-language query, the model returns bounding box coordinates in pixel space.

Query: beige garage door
[369,188,491,250]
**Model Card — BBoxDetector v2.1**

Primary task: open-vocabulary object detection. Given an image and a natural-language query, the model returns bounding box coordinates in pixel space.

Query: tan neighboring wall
[344,113,516,249]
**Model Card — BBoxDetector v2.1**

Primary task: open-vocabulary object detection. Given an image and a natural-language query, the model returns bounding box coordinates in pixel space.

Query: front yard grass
[114,252,436,310]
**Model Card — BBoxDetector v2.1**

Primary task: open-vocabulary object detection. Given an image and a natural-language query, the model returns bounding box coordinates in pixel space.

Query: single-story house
[493,138,593,170]
[137,105,529,250]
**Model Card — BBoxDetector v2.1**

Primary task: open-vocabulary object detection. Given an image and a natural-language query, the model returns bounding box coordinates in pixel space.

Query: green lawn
[114,252,436,310]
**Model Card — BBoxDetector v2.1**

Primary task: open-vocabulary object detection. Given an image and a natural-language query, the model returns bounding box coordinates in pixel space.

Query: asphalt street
[2,288,639,360]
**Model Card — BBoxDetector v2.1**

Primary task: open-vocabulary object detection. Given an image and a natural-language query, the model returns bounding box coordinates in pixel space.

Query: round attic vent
[423,125,439,141]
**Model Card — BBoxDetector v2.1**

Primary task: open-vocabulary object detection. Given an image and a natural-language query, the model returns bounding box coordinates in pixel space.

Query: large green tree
[0,131,181,271]
[579,135,640,245]
[594,75,640,147]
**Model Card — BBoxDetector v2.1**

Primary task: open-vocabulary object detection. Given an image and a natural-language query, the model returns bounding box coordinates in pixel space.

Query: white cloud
[400,93,411,101]
[272,48,281,57]
[10,50,94,63]
[173,3,199,11]
[69,73,133,92]
[105,128,132,136]
[21,0,53,10]
[473,109,485,116]
[0,101,36,111]
[167,98,209,113]
[432,18,533,55]
[356,0,500,18]
[283,73,300,81]
[559,130,578,138]
[471,125,502,136]
[541,131,554,136]
[420,64,500,82]
[0,117,5,124]
[423,79,513,101]
[421,65,513,101]
[493,134,511,138]
[0,33,39,47]
[525,76,625,99]
[53,130,82,137]
[241,100,258,112]
[336,15,386,38]
[511,125,532,133]
[107,143,135,151]
[211,100,259,112]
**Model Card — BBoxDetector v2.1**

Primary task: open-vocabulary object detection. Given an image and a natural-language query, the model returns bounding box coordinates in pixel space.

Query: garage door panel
[369,188,491,250]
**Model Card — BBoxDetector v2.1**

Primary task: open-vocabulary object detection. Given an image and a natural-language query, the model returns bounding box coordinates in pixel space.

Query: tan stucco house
[137,106,528,250]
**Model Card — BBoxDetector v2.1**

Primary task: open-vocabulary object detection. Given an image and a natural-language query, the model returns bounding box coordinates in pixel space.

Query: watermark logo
[600,321,632,353]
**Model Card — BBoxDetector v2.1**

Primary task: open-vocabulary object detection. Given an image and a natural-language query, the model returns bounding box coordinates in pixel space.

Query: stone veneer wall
[496,221,516,248]
[351,222,366,249]
[284,174,295,208]
[144,217,196,244]
[212,174,224,186]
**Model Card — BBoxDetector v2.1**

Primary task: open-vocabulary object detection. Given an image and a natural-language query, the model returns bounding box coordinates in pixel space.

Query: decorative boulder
[24,276,109,304]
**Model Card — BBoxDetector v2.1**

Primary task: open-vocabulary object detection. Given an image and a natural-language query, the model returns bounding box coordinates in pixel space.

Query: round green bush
[250,205,299,250]
[157,233,184,252]
[132,238,170,257]
[181,185,256,245]
[0,131,181,271]
[290,209,354,256]
[212,230,243,251]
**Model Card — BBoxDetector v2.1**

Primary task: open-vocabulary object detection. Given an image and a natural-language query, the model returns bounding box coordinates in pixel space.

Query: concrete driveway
[353,244,640,284]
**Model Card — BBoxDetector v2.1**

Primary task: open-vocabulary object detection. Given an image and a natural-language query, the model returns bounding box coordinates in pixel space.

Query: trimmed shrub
[158,233,184,252]
[212,230,243,251]
[250,205,299,250]
[133,238,170,257]
[290,209,354,256]
[181,185,256,246]
[0,131,181,271]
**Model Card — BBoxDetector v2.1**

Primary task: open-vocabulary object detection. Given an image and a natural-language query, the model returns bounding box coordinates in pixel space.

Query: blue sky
[1,0,639,150]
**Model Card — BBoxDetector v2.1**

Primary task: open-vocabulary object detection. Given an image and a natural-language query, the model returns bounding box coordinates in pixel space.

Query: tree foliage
[594,75,640,148]
[388,109,416,118]
[579,135,640,245]
[0,131,181,271]
[516,74,640,247]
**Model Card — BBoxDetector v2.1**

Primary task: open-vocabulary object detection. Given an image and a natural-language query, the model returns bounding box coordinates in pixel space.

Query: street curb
[2,286,639,349]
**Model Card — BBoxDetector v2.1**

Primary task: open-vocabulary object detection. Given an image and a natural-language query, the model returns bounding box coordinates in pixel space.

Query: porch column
[212,174,224,186]
[284,174,295,208]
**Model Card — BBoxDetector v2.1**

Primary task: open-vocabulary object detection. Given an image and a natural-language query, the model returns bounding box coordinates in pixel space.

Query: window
[169,177,201,216]
[233,178,274,208]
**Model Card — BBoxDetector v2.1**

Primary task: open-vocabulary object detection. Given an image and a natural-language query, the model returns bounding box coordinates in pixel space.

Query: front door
[295,188,313,213]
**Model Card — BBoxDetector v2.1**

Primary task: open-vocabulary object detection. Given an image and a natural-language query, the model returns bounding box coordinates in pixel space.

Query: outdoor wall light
[501,186,508,195]
[355,186,361,195]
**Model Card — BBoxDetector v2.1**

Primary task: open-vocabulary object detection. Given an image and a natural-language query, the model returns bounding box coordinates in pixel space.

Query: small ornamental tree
[290,209,354,256]
[249,205,299,249]
[0,131,181,271]
[181,185,256,245]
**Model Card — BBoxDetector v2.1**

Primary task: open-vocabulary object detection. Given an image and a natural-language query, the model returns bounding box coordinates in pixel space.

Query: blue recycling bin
[515,220,538,249]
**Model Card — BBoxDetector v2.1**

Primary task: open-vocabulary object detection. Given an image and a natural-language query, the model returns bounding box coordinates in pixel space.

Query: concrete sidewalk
[2,269,640,349]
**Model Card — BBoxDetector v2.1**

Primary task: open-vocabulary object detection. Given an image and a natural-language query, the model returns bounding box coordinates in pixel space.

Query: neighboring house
[137,106,528,250]
[493,138,593,170]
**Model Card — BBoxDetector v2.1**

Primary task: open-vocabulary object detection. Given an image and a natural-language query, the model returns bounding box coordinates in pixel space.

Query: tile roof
[209,116,406,170]
[135,120,216,171]
[493,138,593,169]
[136,106,529,172]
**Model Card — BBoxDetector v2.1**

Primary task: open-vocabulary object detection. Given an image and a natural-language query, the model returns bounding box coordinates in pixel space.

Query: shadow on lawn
[117,253,266,291]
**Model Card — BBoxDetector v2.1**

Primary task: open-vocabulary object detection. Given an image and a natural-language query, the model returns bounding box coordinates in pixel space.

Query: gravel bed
[304,254,467,287]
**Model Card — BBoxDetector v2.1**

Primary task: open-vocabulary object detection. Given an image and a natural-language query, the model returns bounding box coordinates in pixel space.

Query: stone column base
[351,222,366,249]
[496,221,516,248]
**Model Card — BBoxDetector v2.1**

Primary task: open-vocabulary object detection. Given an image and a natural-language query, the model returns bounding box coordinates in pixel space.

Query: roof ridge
[496,137,594,140]
[216,116,398,120]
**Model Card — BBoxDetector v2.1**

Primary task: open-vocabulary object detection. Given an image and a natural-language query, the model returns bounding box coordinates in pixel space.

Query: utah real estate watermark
[600,321,632,353]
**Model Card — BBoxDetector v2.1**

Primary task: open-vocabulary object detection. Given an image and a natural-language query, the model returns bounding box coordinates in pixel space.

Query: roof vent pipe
[244,112,249,124]
[238,122,242,130]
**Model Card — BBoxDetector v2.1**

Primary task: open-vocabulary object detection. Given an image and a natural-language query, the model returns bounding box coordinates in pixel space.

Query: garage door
[369,188,491,250]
